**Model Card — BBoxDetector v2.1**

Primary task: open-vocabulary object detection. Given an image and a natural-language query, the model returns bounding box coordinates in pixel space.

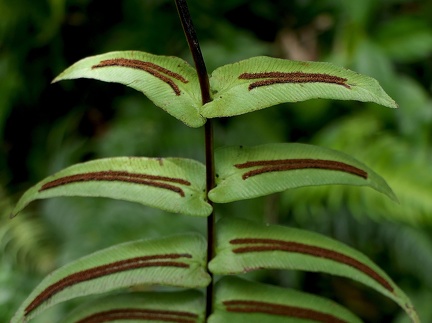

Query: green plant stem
[174,0,215,318]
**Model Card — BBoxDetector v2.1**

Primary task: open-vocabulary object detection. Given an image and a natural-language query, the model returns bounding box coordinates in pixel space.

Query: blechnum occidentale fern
[10,0,420,322]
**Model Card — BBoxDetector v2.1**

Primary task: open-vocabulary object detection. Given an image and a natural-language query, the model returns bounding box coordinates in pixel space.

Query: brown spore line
[24,253,192,316]
[223,300,347,323]
[230,238,394,293]
[92,58,189,95]
[238,71,351,90]
[77,308,198,323]
[234,158,368,180]
[38,170,191,197]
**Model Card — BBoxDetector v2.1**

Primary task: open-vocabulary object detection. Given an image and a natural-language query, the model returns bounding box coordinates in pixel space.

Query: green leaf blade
[210,277,363,323]
[11,234,210,323]
[203,56,397,118]
[12,157,212,216]
[209,143,397,203]
[53,51,205,127]
[12,157,212,217]
[63,291,205,323]
[209,217,419,323]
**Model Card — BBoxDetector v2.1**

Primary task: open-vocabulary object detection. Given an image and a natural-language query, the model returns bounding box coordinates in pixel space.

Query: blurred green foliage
[1,0,431,322]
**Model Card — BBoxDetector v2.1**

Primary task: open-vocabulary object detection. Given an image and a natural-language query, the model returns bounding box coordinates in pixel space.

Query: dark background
[1,0,432,321]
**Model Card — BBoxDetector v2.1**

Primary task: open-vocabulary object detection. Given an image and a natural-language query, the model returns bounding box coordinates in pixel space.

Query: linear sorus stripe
[92,58,188,95]
[223,300,346,323]
[41,171,191,186]
[137,61,189,83]
[234,159,368,180]
[24,254,192,316]
[93,59,189,83]
[230,238,394,293]
[239,71,348,82]
[77,309,198,323]
[39,171,191,197]
[238,71,351,90]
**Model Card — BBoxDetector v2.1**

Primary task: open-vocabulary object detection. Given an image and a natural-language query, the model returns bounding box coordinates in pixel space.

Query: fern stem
[174,0,215,319]
[174,0,211,103]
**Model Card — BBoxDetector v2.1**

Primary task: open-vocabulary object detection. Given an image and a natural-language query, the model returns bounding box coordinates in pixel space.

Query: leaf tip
[51,73,64,84]
[376,183,399,204]
[390,192,400,204]
[389,100,399,109]
[380,91,398,109]
[381,184,399,203]
[10,205,22,218]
